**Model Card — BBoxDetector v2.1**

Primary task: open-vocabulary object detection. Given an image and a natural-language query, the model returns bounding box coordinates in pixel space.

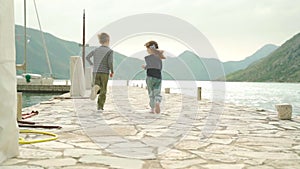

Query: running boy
[86,32,114,111]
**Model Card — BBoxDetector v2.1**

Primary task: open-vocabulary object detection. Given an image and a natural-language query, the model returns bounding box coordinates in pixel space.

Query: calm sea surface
[23,80,300,115]
[129,80,300,115]
[22,92,62,108]
[21,80,69,108]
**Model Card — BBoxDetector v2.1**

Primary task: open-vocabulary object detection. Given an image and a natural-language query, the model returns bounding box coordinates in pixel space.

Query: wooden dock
[17,84,70,93]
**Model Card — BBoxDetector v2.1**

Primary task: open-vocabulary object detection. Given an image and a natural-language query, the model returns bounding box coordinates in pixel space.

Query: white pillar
[70,56,86,97]
[85,67,92,90]
[0,0,19,163]
[17,92,22,121]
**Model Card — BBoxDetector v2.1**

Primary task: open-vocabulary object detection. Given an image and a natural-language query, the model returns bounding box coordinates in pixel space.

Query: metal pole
[24,0,27,73]
[82,9,86,73]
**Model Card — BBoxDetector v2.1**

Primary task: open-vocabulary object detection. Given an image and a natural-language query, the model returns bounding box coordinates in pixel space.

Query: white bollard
[70,56,86,97]
[275,103,292,120]
[85,67,92,90]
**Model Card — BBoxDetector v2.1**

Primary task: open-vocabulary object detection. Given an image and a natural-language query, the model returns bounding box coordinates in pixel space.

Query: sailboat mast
[33,0,53,77]
[82,9,86,72]
[23,0,27,73]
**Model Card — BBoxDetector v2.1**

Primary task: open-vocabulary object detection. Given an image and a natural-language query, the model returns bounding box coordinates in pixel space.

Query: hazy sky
[14,0,300,61]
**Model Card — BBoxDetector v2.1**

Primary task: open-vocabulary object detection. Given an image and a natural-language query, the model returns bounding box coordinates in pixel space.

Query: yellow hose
[19,129,58,144]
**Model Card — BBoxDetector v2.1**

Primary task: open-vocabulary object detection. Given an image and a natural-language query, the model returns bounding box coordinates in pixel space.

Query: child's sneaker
[90,85,100,100]
[97,106,104,111]
[149,108,155,114]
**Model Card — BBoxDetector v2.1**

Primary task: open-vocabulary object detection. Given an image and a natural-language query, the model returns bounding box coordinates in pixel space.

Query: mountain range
[15,24,299,82]
[226,32,300,82]
[15,25,80,79]
[223,44,278,75]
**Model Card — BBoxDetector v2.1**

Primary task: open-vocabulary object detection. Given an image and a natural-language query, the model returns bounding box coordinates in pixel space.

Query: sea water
[23,80,300,115]
[21,80,70,108]
[22,92,60,108]
[128,80,300,115]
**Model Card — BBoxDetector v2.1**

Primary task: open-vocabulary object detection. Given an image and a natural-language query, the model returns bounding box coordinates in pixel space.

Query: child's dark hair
[144,41,159,49]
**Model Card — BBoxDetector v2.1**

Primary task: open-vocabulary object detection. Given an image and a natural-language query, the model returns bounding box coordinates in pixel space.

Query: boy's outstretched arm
[108,51,114,77]
[86,50,94,65]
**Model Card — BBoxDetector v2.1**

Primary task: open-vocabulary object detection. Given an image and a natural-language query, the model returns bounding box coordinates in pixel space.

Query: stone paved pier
[1,86,300,169]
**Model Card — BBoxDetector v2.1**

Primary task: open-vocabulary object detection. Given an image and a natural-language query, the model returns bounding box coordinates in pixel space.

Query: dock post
[275,103,292,120]
[197,87,202,100]
[165,88,170,94]
[17,92,22,121]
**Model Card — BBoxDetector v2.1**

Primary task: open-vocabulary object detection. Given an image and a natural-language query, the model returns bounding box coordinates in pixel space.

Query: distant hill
[165,46,276,80]
[15,25,81,79]
[167,51,224,80]
[226,33,300,82]
[16,25,285,81]
[15,25,143,80]
[223,44,278,75]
